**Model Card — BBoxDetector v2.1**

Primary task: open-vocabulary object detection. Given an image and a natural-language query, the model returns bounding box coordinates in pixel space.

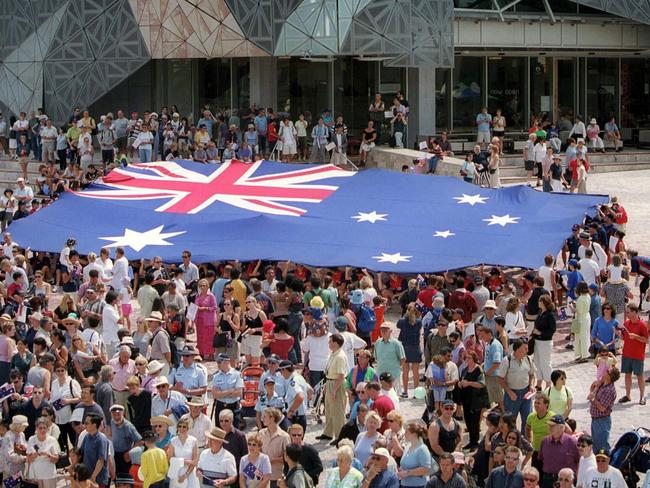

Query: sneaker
[565,344,574,350]
[640,399,646,406]
[400,392,408,399]
[315,434,332,440]
[618,396,631,404]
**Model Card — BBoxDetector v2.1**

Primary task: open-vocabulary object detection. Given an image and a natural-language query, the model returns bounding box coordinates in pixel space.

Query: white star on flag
[372,252,412,264]
[483,214,520,227]
[99,225,186,252]
[454,194,489,206]
[433,230,455,238]
[352,211,388,224]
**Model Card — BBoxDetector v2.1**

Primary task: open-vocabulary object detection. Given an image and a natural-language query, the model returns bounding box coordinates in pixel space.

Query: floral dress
[325,466,363,488]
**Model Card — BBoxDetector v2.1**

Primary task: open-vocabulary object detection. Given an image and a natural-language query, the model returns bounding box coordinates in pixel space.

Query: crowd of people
[0,188,644,488]
[0,91,411,184]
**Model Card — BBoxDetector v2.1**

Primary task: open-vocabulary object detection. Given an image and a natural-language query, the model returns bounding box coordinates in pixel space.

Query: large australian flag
[9,160,607,272]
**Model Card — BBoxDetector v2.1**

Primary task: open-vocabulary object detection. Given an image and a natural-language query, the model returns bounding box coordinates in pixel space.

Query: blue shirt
[476,112,492,132]
[212,277,229,303]
[397,317,423,346]
[258,371,286,397]
[283,373,307,416]
[197,118,214,135]
[169,363,208,397]
[212,368,244,403]
[254,115,268,135]
[399,442,432,486]
[367,468,399,488]
[484,338,504,377]
[254,390,286,413]
[110,419,142,452]
[349,398,373,422]
[80,431,111,485]
[591,317,619,346]
[590,294,602,327]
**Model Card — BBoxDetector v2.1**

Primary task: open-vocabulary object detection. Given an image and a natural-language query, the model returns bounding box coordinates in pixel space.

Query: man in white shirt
[537,254,557,294]
[578,249,601,286]
[102,290,123,355]
[576,434,596,488]
[14,178,34,212]
[334,316,366,367]
[83,252,104,282]
[583,449,626,488]
[578,232,607,271]
[97,248,113,279]
[2,232,18,258]
[197,428,237,486]
[179,250,199,285]
[110,247,129,291]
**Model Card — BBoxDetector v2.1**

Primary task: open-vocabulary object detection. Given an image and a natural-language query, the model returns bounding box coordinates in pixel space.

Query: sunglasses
[177,425,188,429]
[290,433,302,437]
[248,442,260,447]
[443,406,454,410]
[156,385,168,389]
[524,478,537,482]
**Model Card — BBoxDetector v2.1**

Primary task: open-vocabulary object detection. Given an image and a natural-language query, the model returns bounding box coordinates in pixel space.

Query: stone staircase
[0,159,41,189]
[498,150,650,184]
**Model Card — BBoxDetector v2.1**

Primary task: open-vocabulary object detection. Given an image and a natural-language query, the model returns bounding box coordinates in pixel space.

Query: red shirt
[372,395,395,432]
[622,318,649,360]
[371,305,386,343]
[269,334,295,360]
[417,288,437,309]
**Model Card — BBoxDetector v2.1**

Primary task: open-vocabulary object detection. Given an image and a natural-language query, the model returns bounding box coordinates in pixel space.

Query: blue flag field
[9,160,607,272]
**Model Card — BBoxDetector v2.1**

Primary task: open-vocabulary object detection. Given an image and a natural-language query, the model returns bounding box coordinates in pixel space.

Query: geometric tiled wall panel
[128,0,270,58]
[571,0,650,24]
[43,0,150,124]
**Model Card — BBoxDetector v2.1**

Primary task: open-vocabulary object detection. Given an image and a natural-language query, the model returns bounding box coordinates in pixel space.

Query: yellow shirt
[140,447,169,488]
[326,347,349,379]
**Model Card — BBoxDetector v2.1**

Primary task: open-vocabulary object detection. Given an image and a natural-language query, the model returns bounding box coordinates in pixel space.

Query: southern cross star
[352,211,388,223]
[433,230,455,238]
[453,194,489,206]
[99,225,186,252]
[483,214,520,227]
[372,252,412,264]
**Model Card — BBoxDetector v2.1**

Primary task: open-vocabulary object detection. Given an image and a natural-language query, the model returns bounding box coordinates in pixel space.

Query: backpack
[355,303,376,334]
[153,328,179,368]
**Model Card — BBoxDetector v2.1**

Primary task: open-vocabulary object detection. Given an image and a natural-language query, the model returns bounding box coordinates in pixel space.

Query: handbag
[213,332,228,348]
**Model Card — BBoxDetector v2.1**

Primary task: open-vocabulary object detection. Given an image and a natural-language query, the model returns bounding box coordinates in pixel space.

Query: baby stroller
[610,427,650,488]
[312,378,326,424]
[239,365,265,430]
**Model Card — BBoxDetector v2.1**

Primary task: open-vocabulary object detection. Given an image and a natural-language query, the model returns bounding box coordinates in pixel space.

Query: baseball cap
[263,377,276,385]
[266,354,281,364]
[278,360,293,370]
[216,353,230,362]
[595,448,610,459]
[547,414,566,425]
[379,372,393,382]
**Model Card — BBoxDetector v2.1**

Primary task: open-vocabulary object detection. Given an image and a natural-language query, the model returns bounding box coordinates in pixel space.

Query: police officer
[255,377,287,429]
[211,352,244,427]
[279,360,307,430]
[259,354,286,397]
[169,345,208,401]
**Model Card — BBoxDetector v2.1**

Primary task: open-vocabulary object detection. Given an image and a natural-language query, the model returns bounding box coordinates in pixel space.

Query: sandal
[640,399,646,406]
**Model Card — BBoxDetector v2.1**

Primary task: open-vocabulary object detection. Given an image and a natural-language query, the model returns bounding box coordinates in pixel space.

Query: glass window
[232,58,250,115]
[530,56,553,126]
[620,59,650,128]
[578,57,586,119]
[454,0,493,8]
[452,56,484,131]
[587,58,619,125]
[556,59,576,128]
[436,68,451,132]
[277,58,331,126]
[88,61,153,119]
[165,60,193,119]
[333,58,378,136]
[197,59,231,113]
[487,57,527,130]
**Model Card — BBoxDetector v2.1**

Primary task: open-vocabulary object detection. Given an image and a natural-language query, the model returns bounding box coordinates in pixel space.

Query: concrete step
[499,159,650,177]
[499,151,650,167]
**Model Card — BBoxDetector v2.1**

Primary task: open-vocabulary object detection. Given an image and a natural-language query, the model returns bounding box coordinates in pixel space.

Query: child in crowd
[428,354,448,413]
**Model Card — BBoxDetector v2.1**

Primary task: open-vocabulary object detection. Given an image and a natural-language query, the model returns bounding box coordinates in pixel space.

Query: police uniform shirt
[259,371,286,397]
[169,363,208,398]
[212,368,244,404]
[283,373,307,416]
[254,390,286,413]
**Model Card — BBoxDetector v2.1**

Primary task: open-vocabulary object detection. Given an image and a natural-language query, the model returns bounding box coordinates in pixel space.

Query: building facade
[1,0,650,144]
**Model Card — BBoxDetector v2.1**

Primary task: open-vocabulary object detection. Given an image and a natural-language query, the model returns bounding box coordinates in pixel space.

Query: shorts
[9,139,17,150]
[403,344,422,363]
[621,356,644,376]
[121,303,132,316]
[360,142,375,153]
[524,160,535,171]
[535,162,542,178]
[101,148,115,164]
[477,131,491,144]
[492,130,505,138]
[297,136,307,150]
[485,375,503,405]
[241,334,263,357]
[283,143,297,155]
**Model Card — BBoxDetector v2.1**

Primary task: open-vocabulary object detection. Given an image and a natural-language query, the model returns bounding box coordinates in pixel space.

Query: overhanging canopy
[9,160,608,272]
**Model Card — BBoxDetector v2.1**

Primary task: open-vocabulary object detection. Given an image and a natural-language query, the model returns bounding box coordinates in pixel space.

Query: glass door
[554,58,577,129]
[530,56,553,127]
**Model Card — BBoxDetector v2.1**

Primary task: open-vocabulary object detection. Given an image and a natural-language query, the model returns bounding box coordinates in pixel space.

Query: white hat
[147,360,164,374]
[10,415,28,430]
[484,300,497,309]
[154,375,169,387]
[16,177,24,183]
[70,408,84,423]
[590,118,597,124]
